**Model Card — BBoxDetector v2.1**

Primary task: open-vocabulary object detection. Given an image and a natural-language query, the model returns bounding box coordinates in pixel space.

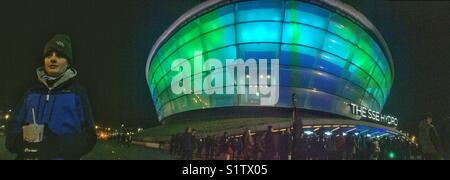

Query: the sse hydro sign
[349,103,398,127]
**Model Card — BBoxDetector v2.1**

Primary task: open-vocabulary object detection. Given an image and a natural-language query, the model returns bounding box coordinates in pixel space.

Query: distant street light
[388,151,396,159]
[5,114,10,121]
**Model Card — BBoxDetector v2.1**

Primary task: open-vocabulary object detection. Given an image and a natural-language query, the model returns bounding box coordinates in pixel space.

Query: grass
[0,135,171,160]
[136,117,290,141]
[82,140,171,160]
[0,134,15,160]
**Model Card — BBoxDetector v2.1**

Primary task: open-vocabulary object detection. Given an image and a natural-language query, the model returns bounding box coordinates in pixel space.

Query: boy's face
[44,51,68,77]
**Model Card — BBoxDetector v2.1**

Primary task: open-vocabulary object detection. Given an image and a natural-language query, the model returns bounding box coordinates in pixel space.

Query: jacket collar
[36,67,78,89]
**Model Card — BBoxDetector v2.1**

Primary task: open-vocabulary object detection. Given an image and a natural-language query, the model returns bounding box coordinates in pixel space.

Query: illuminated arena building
[146,0,401,137]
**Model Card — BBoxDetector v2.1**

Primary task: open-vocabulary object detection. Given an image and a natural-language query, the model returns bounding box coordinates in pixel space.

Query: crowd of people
[169,126,420,160]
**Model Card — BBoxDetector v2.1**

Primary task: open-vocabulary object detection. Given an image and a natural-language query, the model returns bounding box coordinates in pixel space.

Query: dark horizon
[0,0,449,133]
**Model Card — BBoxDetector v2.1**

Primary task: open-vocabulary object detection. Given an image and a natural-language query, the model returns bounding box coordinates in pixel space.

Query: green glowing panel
[366,78,378,95]
[379,78,388,99]
[328,13,363,44]
[237,1,283,22]
[371,66,385,89]
[377,54,390,78]
[358,34,381,63]
[149,5,235,85]
[282,23,325,49]
[322,33,355,59]
[154,46,238,104]
[374,89,383,107]
[386,71,392,88]
[203,46,238,65]
[317,52,347,77]
[280,45,319,68]
[197,5,235,34]
[352,49,376,75]
[237,22,281,43]
[285,1,330,29]
[347,64,370,88]
[153,26,236,86]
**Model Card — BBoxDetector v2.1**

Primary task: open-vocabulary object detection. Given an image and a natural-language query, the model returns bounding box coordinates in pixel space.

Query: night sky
[0,0,449,133]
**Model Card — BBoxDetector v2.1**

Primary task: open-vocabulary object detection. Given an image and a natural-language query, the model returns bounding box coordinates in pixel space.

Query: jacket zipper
[41,88,52,124]
[46,88,52,102]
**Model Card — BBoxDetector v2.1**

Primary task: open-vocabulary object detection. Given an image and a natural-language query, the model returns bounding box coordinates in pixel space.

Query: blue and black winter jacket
[5,68,97,159]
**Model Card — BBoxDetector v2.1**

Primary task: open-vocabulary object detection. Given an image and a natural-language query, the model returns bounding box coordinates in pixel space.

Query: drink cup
[22,124,44,143]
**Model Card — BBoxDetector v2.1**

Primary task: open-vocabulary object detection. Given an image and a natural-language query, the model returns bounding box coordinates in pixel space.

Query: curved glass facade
[147,0,393,121]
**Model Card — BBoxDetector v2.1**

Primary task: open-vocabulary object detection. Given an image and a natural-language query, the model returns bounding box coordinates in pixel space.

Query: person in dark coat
[179,127,194,160]
[279,128,292,160]
[418,113,442,160]
[292,131,307,160]
[263,126,276,160]
[241,128,254,160]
